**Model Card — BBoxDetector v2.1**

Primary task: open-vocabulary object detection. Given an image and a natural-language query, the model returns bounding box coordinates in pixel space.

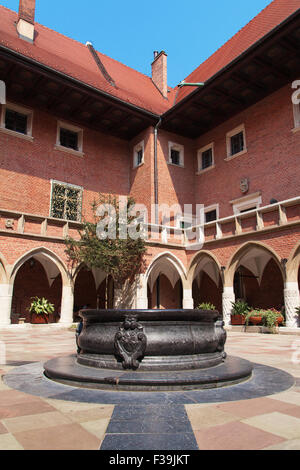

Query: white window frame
[225,124,247,161]
[50,179,83,222]
[168,141,184,167]
[0,102,34,141]
[133,140,144,168]
[292,100,300,132]
[55,120,84,157]
[231,192,262,215]
[197,142,215,173]
[204,204,219,223]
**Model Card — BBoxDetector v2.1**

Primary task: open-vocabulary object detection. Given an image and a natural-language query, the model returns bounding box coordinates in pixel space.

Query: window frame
[0,102,33,140]
[231,192,262,215]
[168,141,184,167]
[197,142,215,173]
[133,140,144,168]
[55,121,84,156]
[50,179,83,222]
[225,124,247,161]
[204,204,219,223]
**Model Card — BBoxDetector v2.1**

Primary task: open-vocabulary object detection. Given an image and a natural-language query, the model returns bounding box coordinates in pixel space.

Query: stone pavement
[0,326,299,450]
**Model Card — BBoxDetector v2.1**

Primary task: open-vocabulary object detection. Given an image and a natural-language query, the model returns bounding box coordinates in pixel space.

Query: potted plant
[261,309,284,333]
[230,300,250,325]
[28,297,55,324]
[197,302,216,310]
[245,309,263,326]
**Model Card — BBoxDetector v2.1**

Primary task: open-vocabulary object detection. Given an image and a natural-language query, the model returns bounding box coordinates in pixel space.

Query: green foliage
[245,308,284,332]
[28,297,55,316]
[231,300,250,316]
[65,194,147,287]
[295,306,300,317]
[196,302,216,310]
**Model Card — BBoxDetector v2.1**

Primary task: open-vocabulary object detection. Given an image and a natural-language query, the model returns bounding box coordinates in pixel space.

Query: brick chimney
[151,51,168,98]
[17,0,36,43]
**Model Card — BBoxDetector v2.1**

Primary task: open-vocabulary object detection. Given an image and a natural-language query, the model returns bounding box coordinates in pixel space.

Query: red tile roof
[176,0,300,104]
[0,0,298,115]
[0,5,172,115]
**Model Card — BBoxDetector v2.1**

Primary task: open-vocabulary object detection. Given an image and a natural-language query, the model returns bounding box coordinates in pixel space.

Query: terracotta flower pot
[231,314,246,325]
[249,316,262,325]
[31,313,49,324]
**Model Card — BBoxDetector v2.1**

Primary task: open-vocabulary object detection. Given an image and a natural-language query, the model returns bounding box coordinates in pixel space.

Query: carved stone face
[240,178,249,194]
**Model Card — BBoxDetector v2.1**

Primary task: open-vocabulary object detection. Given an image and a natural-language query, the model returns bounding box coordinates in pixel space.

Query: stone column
[222,286,235,326]
[0,283,13,325]
[135,274,148,309]
[284,282,300,328]
[182,288,194,309]
[59,285,74,325]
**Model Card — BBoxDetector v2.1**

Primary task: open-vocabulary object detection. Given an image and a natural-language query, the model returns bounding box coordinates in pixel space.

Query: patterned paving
[0,326,299,450]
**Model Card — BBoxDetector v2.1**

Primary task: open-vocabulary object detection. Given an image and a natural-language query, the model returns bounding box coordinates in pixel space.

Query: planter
[231,314,246,325]
[31,313,49,324]
[249,316,262,325]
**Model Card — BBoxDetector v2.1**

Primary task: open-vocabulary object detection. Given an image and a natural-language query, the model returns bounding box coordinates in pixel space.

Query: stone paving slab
[0,327,299,451]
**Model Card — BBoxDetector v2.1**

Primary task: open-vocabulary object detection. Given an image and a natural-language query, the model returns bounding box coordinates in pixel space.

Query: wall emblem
[114,315,147,370]
[240,178,249,194]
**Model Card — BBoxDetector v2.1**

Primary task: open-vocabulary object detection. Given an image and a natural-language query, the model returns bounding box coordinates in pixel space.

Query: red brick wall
[0,105,130,219]
[194,84,299,218]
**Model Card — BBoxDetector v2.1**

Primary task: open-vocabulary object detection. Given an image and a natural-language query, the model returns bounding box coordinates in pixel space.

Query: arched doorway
[228,243,284,311]
[146,253,186,309]
[11,253,63,324]
[191,257,222,312]
[73,266,114,320]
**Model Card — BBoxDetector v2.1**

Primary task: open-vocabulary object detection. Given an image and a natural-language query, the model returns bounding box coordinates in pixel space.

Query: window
[226,124,247,160]
[5,109,27,134]
[50,181,82,222]
[60,128,78,151]
[205,209,217,223]
[168,142,184,167]
[204,204,219,223]
[197,143,214,172]
[55,121,83,155]
[133,141,144,168]
[230,131,244,156]
[0,102,33,139]
[231,192,262,215]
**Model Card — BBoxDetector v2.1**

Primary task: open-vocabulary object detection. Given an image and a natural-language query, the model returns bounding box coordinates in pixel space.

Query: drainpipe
[173,81,205,105]
[154,117,162,225]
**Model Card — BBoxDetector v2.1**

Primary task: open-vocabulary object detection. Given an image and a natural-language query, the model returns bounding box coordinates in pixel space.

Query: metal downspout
[154,117,162,225]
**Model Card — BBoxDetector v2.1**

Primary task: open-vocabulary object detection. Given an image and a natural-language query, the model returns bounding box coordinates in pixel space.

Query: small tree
[65,194,147,308]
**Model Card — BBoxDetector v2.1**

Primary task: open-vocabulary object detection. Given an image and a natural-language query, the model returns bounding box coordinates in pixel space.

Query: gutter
[162,7,300,118]
[0,44,160,122]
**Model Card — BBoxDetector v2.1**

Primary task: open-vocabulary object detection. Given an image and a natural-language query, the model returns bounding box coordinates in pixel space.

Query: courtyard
[0,326,299,451]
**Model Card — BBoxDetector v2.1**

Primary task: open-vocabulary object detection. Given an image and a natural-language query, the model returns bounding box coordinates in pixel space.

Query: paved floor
[0,326,299,450]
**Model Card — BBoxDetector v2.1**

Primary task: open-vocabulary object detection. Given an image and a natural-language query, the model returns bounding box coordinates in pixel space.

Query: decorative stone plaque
[114,314,147,370]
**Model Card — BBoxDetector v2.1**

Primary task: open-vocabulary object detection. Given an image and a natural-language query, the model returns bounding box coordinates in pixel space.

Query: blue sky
[1,0,272,87]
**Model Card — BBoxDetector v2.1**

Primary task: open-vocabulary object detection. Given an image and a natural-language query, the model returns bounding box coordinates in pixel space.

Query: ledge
[54,144,85,158]
[0,127,34,142]
[225,148,248,162]
[196,164,215,175]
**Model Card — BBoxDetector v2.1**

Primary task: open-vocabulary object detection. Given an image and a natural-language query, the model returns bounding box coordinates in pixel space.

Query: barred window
[230,131,244,156]
[50,182,82,222]
[201,148,213,169]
